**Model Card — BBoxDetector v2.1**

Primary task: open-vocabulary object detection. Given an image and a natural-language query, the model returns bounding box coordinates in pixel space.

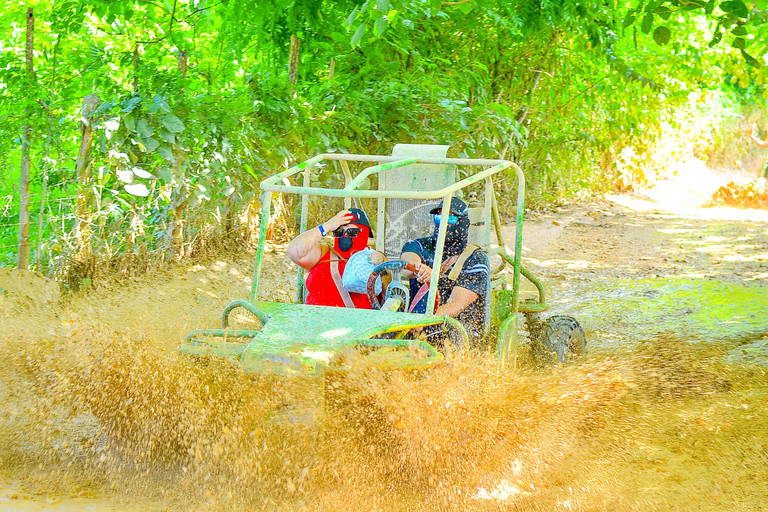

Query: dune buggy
[179,144,584,373]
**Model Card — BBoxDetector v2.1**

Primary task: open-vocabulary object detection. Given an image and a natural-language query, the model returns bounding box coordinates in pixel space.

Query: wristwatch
[318,224,326,236]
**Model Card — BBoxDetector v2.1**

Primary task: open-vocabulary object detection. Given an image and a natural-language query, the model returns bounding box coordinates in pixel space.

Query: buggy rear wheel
[532,315,586,366]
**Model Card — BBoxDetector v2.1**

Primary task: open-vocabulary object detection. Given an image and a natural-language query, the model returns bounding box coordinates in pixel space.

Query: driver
[400,197,489,343]
[286,208,385,308]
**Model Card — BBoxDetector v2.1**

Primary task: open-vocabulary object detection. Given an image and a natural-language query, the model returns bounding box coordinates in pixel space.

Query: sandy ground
[1,158,767,511]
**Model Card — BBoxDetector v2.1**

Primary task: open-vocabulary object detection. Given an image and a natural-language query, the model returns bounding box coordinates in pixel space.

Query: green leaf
[160,130,176,144]
[681,0,705,10]
[351,24,366,46]
[123,114,137,133]
[644,0,660,11]
[125,183,150,197]
[458,1,473,13]
[137,119,153,138]
[158,145,174,161]
[157,166,173,184]
[708,27,723,47]
[345,6,359,27]
[162,114,185,133]
[376,0,389,11]
[97,101,114,114]
[117,169,133,183]
[142,137,160,153]
[641,12,654,34]
[122,96,141,113]
[623,14,636,27]
[195,184,211,201]
[132,167,154,179]
[150,94,171,114]
[104,118,120,132]
[374,16,387,37]
[740,49,762,68]
[732,37,746,49]
[653,26,671,45]
[720,0,749,17]
[731,26,747,36]
[653,6,672,19]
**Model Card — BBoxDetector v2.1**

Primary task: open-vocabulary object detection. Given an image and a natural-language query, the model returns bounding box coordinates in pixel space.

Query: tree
[0,0,765,271]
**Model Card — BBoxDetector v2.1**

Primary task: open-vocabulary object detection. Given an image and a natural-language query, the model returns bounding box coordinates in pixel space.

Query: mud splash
[2,306,766,511]
[1,309,626,510]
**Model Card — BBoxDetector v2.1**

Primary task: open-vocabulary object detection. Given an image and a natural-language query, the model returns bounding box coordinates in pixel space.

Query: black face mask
[337,236,354,253]
[431,214,470,259]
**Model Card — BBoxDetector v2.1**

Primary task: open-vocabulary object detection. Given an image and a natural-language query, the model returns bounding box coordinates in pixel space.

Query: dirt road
[1,170,767,511]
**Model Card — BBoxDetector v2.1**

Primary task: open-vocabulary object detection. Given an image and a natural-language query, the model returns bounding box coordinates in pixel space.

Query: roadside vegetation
[0,0,766,282]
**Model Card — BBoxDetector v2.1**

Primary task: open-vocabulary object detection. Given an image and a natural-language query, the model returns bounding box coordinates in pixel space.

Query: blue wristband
[318,224,326,237]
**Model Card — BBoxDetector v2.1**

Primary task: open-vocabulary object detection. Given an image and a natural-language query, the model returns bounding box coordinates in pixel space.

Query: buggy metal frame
[180,146,547,372]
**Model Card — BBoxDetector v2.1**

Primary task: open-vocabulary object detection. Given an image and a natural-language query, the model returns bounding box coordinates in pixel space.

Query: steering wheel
[367,260,417,311]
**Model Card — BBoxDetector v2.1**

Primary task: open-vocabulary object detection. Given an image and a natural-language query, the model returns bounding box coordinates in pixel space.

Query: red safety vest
[305,249,373,309]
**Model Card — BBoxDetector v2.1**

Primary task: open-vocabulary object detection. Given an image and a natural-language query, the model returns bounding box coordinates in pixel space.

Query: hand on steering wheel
[367,260,417,310]
[411,262,432,284]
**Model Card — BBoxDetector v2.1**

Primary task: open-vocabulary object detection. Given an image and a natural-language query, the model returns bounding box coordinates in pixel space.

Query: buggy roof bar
[260,154,524,199]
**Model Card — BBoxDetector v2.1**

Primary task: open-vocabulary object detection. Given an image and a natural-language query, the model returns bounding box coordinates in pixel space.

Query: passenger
[287,208,385,308]
[400,197,490,344]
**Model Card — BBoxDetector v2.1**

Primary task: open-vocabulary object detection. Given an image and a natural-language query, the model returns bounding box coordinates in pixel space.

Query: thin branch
[528,68,554,78]
[123,0,227,25]
[556,75,610,110]
[131,0,177,49]
[176,0,227,23]
[127,0,171,13]
[167,0,178,46]
[133,33,167,47]
[322,34,345,53]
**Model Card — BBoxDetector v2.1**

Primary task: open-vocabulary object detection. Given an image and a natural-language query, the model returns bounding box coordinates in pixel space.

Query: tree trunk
[178,49,188,77]
[170,203,185,257]
[289,35,300,85]
[133,46,139,93]
[167,145,186,259]
[74,94,101,259]
[17,7,34,270]
[329,57,336,80]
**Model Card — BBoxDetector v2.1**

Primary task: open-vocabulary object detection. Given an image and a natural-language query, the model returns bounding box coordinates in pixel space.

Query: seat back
[467,204,488,247]
[380,144,457,258]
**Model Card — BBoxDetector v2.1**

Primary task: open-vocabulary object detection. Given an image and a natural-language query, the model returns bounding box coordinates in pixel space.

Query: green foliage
[622,0,768,68]
[0,0,767,271]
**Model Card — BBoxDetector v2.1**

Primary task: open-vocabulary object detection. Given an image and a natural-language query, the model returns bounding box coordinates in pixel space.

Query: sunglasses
[333,227,363,238]
[433,213,459,225]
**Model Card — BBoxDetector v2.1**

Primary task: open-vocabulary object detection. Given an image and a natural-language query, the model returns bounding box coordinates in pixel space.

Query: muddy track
[1,186,767,512]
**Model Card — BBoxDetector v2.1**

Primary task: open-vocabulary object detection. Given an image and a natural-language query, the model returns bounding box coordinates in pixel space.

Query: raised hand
[322,210,355,234]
